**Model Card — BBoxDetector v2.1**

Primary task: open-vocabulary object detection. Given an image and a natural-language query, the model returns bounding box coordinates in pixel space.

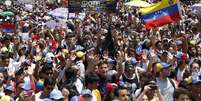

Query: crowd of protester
[0,0,201,101]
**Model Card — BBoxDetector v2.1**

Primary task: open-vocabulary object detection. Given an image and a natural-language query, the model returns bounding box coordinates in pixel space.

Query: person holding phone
[136,81,164,101]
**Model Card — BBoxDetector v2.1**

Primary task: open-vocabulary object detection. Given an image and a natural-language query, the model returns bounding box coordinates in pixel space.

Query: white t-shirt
[75,78,84,94]
[156,78,175,101]
[19,32,30,42]
[92,91,97,101]
[8,58,21,74]
[76,60,85,79]
[177,68,185,81]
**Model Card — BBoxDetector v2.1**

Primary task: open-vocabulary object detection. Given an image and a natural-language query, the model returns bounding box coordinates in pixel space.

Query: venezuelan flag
[0,23,16,33]
[140,0,181,29]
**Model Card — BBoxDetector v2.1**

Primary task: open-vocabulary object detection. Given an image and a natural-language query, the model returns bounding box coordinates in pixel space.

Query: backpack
[169,78,176,89]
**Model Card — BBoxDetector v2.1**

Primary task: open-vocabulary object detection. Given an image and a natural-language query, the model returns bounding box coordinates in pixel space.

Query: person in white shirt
[75,51,86,79]
[156,62,177,101]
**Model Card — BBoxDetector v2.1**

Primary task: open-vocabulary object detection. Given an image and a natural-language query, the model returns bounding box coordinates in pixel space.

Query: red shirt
[33,34,39,42]
[51,40,57,51]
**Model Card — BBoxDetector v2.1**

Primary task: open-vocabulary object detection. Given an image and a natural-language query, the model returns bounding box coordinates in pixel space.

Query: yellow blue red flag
[140,0,181,29]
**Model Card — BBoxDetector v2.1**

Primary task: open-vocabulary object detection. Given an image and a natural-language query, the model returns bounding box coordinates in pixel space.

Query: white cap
[46,52,55,59]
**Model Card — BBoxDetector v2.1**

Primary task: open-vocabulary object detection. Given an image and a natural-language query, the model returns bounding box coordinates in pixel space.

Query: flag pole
[177,0,186,33]
[67,0,69,19]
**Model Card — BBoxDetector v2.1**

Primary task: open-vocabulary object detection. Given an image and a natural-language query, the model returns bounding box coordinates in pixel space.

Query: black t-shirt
[122,73,139,101]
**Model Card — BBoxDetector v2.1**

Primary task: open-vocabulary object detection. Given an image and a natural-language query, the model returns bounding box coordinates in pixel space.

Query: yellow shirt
[92,89,101,101]
[150,96,159,101]
[0,95,13,101]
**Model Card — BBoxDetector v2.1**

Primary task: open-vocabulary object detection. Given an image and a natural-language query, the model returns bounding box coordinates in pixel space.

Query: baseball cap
[50,89,64,100]
[75,45,85,51]
[21,81,31,91]
[4,85,14,92]
[45,52,55,63]
[76,51,85,58]
[0,47,8,53]
[161,62,172,69]
[81,89,92,97]
[136,45,143,55]
[106,83,113,92]
[175,51,188,61]
[156,63,163,73]
[148,80,156,85]
[36,81,43,91]
[62,49,69,55]
[106,83,117,92]
[189,40,196,45]
[131,57,137,65]
[176,40,183,45]
[46,52,55,59]
[34,55,42,61]
[108,58,115,65]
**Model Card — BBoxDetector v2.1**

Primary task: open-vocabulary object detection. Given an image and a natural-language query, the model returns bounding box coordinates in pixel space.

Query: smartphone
[149,85,158,90]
